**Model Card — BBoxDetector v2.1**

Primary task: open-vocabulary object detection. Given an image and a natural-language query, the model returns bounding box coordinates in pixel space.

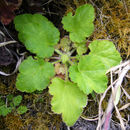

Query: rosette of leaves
[14,14,60,58]
[14,4,122,127]
[69,40,121,94]
[62,4,95,43]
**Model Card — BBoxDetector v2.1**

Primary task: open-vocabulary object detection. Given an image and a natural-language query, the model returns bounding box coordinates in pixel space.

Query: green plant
[17,106,28,114]
[14,4,121,126]
[0,96,12,116]
[0,95,28,116]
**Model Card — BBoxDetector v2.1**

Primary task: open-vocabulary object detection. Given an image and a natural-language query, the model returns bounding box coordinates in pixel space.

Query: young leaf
[7,94,14,102]
[62,4,95,43]
[14,14,60,58]
[17,106,28,114]
[69,40,121,94]
[16,56,55,93]
[49,78,87,126]
[60,36,71,52]
[0,98,4,106]
[74,42,87,55]
[0,105,11,116]
[13,95,22,107]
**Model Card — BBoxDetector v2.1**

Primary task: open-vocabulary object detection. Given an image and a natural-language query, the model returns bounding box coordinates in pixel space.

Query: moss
[0,116,5,129]
[89,0,129,59]
[4,114,23,130]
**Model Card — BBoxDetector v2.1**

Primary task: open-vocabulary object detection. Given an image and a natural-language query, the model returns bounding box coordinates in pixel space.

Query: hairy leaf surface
[49,78,87,126]
[16,56,55,92]
[69,40,121,94]
[14,14,60,58]
[62,4,95,43]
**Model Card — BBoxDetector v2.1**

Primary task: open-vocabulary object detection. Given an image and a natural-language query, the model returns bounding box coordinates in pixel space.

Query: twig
[81,115,99,121]
[0,55,24,76]
[106,60,129,74]
[96,80,117,130]
[114,64,130,89]
[0,41,17,47]
[121,86,130,99]
[41,0,53,6]
[119,103,130,111]
[103,62,129,130]
[114,103,125,130]
[2,23,15,40]
[0,30,5,36]
[97,60,130,130]
[121,0,128,15]
[96,84,113,130]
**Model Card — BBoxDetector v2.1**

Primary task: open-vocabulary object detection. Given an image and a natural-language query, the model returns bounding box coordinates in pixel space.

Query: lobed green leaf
[62,4,95,43]
[16,56,55,93]
[14,14,60,58]
[69,40,121,94]
[49,78,87,126]
[17,106,28,114]
[13,95,22,107]
[0,105,11,116]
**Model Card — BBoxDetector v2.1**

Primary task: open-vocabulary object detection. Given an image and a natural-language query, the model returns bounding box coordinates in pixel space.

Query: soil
[0,0,129,130]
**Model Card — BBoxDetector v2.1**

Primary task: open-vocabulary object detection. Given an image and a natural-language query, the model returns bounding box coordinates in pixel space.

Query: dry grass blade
[121,86,130,99]
[96,85,112,130]
[81,115,99,121]
[96,60,130,130]
[0,41,17,47]
[114,104,125,130]
[119,103,130,111]
[0,55,24,76]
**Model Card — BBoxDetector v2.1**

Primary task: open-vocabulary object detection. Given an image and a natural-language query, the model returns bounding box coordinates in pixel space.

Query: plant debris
[0,0,22,25]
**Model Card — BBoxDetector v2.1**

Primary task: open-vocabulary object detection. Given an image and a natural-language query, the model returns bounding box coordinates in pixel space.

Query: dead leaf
[0,0,22,25]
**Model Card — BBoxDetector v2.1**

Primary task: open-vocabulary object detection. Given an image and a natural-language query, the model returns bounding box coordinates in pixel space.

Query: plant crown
[14,4,121,126]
